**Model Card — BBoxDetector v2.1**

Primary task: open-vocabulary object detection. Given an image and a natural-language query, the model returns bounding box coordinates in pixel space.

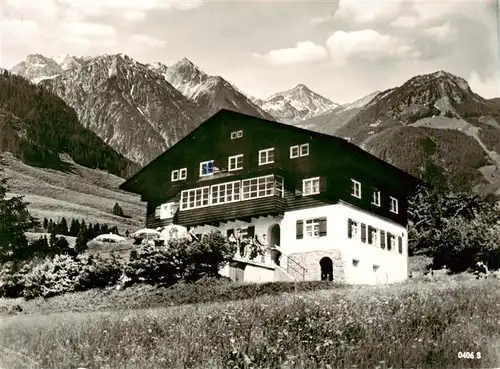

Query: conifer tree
[59,217,68,235]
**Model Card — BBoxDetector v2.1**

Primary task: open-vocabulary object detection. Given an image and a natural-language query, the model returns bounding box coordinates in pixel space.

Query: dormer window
[228,154,243,171]
[390,197,399,214]
[372,190,381,206]
[171,170,179,182]
[200,160,214,177]
[259,148,274,165]
[230,130,243,139]
[351,179,361,198]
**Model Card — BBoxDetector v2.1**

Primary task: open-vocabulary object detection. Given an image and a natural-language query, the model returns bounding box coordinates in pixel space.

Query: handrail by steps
[272,245,307,281]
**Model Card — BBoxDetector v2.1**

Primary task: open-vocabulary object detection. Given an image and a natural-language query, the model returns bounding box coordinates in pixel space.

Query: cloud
[389,15,421,28]
[2,18,42,45]
[57,0,203,22]
[3,0,59,20]
[311,14,334,25]
[334,0,402,23]
[391,0,489,28]
[58,21,118,50]
[129,35,167,48]
[468,71,499,99]
[326,29,421,66]
[424,22,456,41]
[253,41,328,67]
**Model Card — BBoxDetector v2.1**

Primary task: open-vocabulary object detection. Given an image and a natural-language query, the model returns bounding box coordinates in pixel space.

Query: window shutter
[380,230,386,249]
[320,177,328,192]
[347,219,352,238]
[387,232,392,251]
[295,179,303,197]
[274,147,280,162]
[227,229,234,237]
[361,223,366,243]
[398,236,403,254]
[319,217,327,236]
[247,226,255,238]
[367,226,373,244]
[296,220,303,239]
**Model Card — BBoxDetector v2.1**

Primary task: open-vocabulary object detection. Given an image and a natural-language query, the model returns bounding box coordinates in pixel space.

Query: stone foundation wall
[289,250,345,282]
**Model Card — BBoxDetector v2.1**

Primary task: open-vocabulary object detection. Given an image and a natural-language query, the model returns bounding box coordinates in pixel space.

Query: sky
[1,0,499,104]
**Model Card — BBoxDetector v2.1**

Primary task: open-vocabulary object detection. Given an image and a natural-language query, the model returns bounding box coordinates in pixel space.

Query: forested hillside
[0,70,139,178]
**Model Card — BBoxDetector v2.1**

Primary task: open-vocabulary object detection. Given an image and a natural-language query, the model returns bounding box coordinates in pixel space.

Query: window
[300,143,309,156]
[352,259,359,267]
[297,217,327,239]
[351,179,361,198]
[242,175,274,199]
[390,197,399,213]
[290,143,309,158]
[387,232,396,251]
[180,186,210,210]
[160,203,177,219]
[171,170,179,182]
[305,219,320,238]
[230,130,243,139]
[211,181,241,205]
[367,226,378,245]
[347,219,359,239]
[199,160,214,177]
[228,154,243,171]
[303,177,320,196]
[372,190,381,206]
[258,148,274,165]
[275,176,284,198]
[179,168,187,180]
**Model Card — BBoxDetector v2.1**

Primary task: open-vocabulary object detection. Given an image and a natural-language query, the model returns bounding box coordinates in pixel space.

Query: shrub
[23,254,123,299]
[0,261,34,298]
[125,231,237,287]
[112,202,124,217]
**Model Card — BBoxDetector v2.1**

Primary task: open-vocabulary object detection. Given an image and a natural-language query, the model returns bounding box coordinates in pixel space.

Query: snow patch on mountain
[255,84,339,123]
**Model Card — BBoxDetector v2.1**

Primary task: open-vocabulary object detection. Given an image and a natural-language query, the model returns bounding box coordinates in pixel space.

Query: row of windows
[348,218,403,254]
[171,143,310,181]
[180,175,284,210]
[351,179,399,214]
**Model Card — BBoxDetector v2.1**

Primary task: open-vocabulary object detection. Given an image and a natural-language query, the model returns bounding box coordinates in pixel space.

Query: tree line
[0,70,139,178]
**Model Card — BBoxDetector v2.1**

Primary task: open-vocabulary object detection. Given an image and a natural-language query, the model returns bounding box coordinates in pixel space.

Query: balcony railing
[233,243,274,266]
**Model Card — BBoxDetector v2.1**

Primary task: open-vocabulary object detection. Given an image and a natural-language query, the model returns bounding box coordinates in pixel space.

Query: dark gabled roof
[120,109,427,191]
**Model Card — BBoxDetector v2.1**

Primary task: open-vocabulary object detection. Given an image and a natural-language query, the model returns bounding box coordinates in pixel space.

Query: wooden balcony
[177,195,286,227]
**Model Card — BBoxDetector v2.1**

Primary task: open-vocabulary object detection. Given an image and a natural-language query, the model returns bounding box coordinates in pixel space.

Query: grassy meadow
[1,152,145,234]
[1,274,500,369]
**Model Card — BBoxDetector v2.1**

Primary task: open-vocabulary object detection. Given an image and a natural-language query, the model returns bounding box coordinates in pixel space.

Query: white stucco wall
[193,202,408,285]
[280,202,408,285]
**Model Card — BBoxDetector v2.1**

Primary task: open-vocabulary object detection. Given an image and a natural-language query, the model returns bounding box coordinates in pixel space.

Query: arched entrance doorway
[268,224,281,265]
[319,257,333,281]
[269,224,280,247]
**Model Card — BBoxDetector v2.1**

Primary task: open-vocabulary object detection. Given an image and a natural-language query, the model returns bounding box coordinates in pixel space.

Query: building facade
[120,109,425,285]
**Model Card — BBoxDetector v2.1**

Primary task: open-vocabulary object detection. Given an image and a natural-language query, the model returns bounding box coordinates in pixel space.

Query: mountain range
[5,53,500,229]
